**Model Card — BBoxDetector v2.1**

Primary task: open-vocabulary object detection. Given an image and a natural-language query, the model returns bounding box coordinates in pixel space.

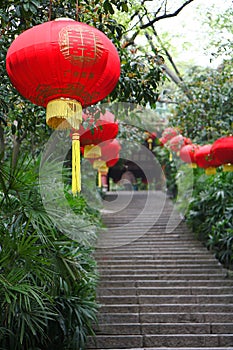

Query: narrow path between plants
[86,191,233,350]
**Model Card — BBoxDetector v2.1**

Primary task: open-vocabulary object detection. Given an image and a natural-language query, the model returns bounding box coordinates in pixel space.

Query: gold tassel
[147,138,153,150]
[169,152,173,161]
[98,171,102,188]
[72,132,81,195]
[46,98,82,130]
[45,97,82,196]
[223,164,233,172]
[188,163,197,168]
[93,160,106,170]
[84,144,101,159]
[205,167,216,175]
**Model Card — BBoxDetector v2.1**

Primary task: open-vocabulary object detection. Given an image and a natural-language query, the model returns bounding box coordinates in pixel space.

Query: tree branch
[140,0,195,30]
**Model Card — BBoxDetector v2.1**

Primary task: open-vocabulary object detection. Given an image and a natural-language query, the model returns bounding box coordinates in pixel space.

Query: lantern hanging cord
[48,0,53,21]
[76,0,79,21]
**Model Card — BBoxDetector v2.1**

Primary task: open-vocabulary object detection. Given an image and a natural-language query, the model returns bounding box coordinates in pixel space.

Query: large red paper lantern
[212,136,233,172]
[195,144,221,175]
[6,18,120,194]
[180,144,199,168]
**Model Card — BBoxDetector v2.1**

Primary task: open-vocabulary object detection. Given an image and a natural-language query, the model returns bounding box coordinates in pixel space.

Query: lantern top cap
[54,17,75,21]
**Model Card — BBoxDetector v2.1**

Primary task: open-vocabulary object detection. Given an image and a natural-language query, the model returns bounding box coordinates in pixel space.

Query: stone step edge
[86,348,233,350]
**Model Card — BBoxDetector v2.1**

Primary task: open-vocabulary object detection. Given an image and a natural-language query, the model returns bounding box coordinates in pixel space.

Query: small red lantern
[88,139,121,188]
[106,156,119,168]
[195,144,221,175]
[160,127,180,145]
[169,135,192,153]
[144,131,157,150]
[180,144,199,168]
[212,136,233,172]
[80,110,118,158]
[6,18,120,194]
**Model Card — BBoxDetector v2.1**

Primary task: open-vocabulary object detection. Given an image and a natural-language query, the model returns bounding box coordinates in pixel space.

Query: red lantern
[169,135,192,153]
[79,110,118,158]
[212,136,233,172]
[195,144,221,175]
[144,131,157,150]
[6,18,120,194]
[88,139,121,188]
[180,144,199,168]
[106,156,119,168]
[160,127,180,145]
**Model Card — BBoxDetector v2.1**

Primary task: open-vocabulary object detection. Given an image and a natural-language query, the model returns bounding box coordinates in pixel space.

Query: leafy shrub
[186,170,233,269]
[0,156,99,350]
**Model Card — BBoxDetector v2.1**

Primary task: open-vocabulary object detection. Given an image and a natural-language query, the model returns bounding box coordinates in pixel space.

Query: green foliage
[172,61,233,143]
[0,156,99,350]
[186,171,233,269]
[153,145,177,198]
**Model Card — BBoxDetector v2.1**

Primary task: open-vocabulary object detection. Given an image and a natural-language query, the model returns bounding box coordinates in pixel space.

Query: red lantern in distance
[6,18,120,194]
[169,135,192,153]
[160,127,180,145]
[180,144,199,168]
[195,144,221,175]
[79,110,118,158]
[144,131,157,150]
[87,139,121,188]
[212,136,233,172]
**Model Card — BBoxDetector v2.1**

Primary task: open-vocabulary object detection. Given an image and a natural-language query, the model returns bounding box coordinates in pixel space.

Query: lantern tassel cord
[98,171,102,188]
[72,132,81,195]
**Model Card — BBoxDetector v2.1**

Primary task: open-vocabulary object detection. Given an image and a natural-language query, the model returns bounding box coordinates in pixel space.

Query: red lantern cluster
[160,126,233,175]
[86,139,121,188]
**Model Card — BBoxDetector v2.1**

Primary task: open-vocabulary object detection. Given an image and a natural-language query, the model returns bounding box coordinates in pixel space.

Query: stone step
[97,260,219,266]
[95,253,218,259]
[87,348,233,350]
[98,312,233,324]
[100,303,233,313]
[98,294,233,305]
[99,268,225,275]
[99,273,226,281]
[93,322,233,335]
[98,279,233,288]
[98,286,233,296]
[87,334,233,348]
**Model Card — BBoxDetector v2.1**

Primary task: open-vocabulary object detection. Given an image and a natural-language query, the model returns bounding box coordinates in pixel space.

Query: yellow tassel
[147,138,153,150]
[205,167,216,175]
[72,132,81,195]
[93,160,106,170]
[84,144,101,159]
[188,163,197,168]
[46,98,82,130]
[169,152,173,161]
[98,171,102,188]
[223,164,233,172]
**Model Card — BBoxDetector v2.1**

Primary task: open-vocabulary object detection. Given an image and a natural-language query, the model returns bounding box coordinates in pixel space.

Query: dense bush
[0,156,100,350]
[186,170,233,269]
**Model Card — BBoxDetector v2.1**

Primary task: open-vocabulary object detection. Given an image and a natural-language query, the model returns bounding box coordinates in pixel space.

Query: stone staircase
[86,191,233,350]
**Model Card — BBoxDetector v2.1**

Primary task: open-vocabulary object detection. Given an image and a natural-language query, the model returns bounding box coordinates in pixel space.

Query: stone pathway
[86,191,233,350]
